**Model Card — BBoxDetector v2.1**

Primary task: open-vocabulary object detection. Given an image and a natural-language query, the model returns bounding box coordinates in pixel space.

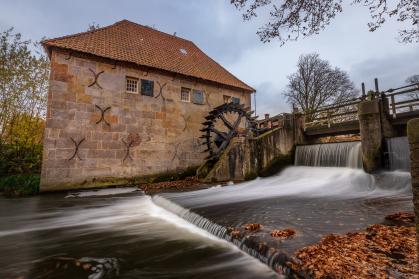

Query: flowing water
[386,136,410,171]
[0,190,278,279]
[295,141,362,168]
[0,142,413,278]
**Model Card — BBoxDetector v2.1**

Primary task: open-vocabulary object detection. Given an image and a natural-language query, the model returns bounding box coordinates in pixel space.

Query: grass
[0,174,40,197]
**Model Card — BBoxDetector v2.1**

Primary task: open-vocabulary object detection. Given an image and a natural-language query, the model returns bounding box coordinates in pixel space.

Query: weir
[155,160,412,275]
[385,136,410,171]
[295,141,362,168]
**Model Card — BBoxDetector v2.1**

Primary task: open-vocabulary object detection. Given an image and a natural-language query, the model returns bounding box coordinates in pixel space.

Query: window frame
[140,79,154,97]
[181,87,191,103]
[232,97,240,104]
[126,76,139,94]
[192,89,205,105]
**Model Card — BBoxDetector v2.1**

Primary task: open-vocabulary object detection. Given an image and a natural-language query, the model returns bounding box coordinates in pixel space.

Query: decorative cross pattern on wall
[68,137,85,161]
[88,68,104,89]
[95,105,111,126]
[170,142,181,164]
[182,114,192,132]
[204,91,211,108]
[121,133,141,162]
[155,81,168,101]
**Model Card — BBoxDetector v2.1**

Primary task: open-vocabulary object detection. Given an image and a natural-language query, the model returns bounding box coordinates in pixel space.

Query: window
[181,87,191,102]
[126,77,138,93]
[192,90,204,105]
[223,95,231,103]
[141,79,154,96]
[232,97,240,104]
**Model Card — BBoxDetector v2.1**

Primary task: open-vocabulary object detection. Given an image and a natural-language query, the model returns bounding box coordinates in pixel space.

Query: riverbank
[288,212,417,278]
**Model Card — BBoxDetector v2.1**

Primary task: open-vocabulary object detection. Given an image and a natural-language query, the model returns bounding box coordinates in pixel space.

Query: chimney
[264,113,270,120]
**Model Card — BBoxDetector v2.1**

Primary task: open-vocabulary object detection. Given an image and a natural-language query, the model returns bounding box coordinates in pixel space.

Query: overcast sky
[1,0,418,115]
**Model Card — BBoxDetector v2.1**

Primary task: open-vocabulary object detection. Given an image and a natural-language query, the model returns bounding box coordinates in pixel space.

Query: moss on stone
[258,153,293,177]
[41,166,199,192]
[407,118,419,144]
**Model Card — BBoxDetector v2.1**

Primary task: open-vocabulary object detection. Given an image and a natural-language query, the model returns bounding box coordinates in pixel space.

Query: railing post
[391,95,396,118]
[361,82,366,98]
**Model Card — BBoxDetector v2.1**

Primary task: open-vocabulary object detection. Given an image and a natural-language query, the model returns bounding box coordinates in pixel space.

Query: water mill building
[40,19,254,191]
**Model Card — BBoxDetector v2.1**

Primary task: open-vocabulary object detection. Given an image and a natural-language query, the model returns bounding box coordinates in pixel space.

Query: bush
[0,143,43,176]
[0,174,40,197]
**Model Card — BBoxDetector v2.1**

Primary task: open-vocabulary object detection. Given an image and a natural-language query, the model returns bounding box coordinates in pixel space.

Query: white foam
[161,166,411,208]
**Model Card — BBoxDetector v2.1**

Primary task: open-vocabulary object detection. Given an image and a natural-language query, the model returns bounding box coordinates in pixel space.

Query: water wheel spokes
[201,102,257,161]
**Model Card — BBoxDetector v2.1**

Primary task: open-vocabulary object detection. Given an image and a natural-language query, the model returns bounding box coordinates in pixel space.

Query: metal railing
[303,97,362,129]
[383,83,419,119]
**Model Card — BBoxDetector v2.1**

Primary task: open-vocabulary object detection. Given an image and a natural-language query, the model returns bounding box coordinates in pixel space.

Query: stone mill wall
[41,49,250,191]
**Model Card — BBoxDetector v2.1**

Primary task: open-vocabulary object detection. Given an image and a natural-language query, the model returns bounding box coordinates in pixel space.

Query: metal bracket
[88,68,104,89]
[170,142,181,163]
[204,91,211,107]
[68,137,85,161]
[155,81,168,101]
[121,139,134,162]
[95,105,111,126]
[182,114,192,131]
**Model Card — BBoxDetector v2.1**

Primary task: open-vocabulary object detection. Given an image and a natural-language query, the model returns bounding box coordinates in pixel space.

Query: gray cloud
[1,0,418,117]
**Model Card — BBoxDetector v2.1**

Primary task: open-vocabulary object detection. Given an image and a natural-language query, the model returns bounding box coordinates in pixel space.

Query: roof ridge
[42,19,192,45]
[120,19,192,43]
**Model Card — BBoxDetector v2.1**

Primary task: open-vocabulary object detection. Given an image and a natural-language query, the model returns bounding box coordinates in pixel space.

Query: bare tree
[230,0,418,45]
[406,74,419,85]
[284,53,357,121]
[406,74,419,99]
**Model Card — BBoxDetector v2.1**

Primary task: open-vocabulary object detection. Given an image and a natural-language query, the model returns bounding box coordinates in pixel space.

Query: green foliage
[148,166,198,183]
[0,142,43,176]
[0,27,48,183]
[0,174,40,197]
[258,154,293,178]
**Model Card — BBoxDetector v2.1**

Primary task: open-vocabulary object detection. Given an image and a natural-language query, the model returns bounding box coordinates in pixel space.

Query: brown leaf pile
[270,228,296,239]
[288,224,418,278]
[244,223,262,231]
[140,177,200,193]
[385,211,415,223]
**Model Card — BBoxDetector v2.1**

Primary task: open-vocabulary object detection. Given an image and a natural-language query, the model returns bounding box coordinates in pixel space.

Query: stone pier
[407,118,419,259]
[358,98,383,173]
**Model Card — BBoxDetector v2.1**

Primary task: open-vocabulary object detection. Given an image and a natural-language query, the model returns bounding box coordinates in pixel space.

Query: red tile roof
[42,20,254,92]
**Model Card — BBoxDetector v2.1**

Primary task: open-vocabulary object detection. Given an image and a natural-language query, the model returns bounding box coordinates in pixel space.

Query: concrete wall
[407,118,419,257]
[201,126,295,182]
[41,49,251,191]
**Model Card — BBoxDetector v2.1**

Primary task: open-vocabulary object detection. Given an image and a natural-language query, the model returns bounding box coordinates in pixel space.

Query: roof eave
[46,45,256,93]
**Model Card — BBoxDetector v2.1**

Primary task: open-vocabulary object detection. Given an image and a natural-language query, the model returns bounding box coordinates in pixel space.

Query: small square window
[192,90,204,105]
[141,79,154,97]
[223,95,231,104]
[232,97,240,104]
[181,87,191,102]
[126,77,138,93]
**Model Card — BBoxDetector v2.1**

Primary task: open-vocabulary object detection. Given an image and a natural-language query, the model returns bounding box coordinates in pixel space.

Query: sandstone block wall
[41,50,251,191]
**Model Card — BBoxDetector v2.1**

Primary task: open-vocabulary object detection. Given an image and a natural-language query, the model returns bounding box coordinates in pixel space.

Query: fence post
[391,95,396,118]
[407,118,419,261]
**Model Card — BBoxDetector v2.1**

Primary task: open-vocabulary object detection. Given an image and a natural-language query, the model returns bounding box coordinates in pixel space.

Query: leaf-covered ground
[288,223,417,278]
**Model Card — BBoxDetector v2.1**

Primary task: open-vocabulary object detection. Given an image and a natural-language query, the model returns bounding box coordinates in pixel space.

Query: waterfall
[295,141,362,168]
[386,137,410,171]
[152,195,293,275]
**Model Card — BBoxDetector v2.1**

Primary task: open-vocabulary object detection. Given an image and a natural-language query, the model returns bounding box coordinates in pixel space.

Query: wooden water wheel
[200,102,258,161]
